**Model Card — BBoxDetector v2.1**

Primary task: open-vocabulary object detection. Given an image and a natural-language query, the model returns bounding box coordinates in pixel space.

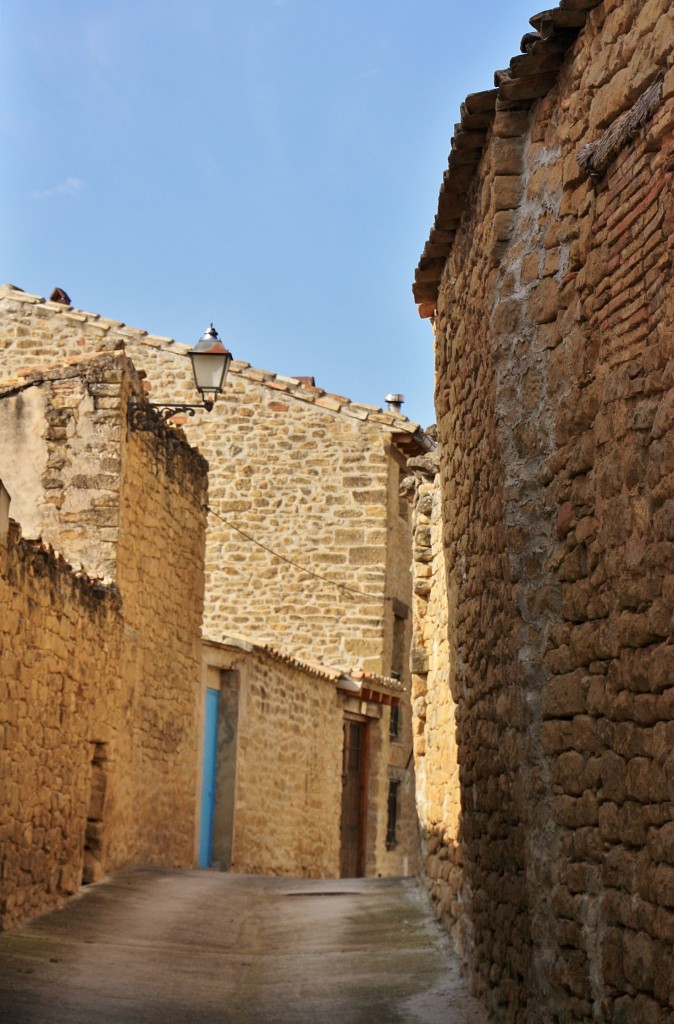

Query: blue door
[198,687,220,868]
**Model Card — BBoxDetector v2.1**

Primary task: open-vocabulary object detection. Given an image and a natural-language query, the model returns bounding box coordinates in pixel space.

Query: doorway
[198,687,219,868]
[211,670,239,870]
[340,718,368,877]
[198,672,240,870]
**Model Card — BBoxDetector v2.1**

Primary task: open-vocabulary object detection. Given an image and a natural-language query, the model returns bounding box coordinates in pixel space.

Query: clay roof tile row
[413,1,603,318]
[205,634,405,695]
[0,284,432,451]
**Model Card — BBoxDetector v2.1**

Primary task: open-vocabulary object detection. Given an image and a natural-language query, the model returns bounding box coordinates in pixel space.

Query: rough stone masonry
[0,287,426,890]
[412,2,674,1022]
[0,354,208,930]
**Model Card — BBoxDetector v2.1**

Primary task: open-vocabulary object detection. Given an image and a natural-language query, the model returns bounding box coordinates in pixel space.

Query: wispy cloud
[31,177,85,201]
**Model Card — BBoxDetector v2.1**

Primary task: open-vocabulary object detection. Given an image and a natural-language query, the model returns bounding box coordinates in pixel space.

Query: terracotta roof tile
[116,326,148,338]
[0,284,432,451]
[412,0,603,318]
[315,396,342,412]
[144,334,175,345]
[8,289,42,304]
[95,317,124,329]
[204,634,405,694]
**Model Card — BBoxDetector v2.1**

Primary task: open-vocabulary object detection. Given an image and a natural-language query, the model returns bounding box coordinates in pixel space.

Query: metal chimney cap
[385,393,405,412]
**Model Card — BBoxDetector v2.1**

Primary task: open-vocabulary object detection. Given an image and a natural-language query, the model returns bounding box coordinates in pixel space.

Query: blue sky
[1,1,536,427]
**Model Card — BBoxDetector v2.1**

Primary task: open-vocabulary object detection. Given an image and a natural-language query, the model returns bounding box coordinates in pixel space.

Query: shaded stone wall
[414,2,674,1022]
[0,355,208,929]
[361,686,419,880]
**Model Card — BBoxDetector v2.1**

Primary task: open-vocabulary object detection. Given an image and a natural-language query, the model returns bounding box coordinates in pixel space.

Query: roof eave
[412,1,604,319]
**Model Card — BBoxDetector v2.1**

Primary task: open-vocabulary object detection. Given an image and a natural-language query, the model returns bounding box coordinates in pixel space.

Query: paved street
[0,869,486,1024]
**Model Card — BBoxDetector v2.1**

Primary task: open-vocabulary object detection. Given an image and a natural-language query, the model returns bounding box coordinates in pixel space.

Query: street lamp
[188,325,232,410]
[129,324,232,432]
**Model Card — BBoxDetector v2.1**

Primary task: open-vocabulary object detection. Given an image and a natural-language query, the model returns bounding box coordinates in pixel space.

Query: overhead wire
[205,503,391,603]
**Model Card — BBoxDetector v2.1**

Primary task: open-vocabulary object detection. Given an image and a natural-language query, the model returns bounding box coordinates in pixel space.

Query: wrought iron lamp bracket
[127,398,213,434]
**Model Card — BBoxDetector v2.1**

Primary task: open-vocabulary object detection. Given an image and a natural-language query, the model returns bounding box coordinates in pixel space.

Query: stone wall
[0,287,422,885]
[413,2,674,1022]
[114,373,208,868]
[366,446,419,876]
[0,353,208,929]
[202,641,343,878]
[408,451,463,949]
[0,353,132,580]
[0,516,123,928]
[200,639,418,879]
[0,286,424,675]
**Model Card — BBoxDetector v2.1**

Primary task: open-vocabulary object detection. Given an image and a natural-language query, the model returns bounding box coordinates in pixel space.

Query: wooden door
[340,719,368,877]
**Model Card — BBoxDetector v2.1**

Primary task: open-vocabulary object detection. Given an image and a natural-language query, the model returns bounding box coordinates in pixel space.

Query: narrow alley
[0,869,486,1024]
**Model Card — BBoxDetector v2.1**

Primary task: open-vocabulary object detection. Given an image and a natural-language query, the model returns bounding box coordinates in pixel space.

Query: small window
[398,466,409,521]
[386,780,400,849]
[391,612,407,683]
[389,703,401,740]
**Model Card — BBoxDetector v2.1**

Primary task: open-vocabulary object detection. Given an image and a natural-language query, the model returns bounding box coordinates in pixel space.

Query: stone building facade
[413,2,674,1022]
[0,353,208,930]
[0,285,426,675]
[200,638,414,880]
[406,451,463,949]
[0,287,424,887]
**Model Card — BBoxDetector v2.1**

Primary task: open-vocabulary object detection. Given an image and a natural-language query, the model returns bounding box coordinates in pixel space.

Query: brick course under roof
[413,0,604,318]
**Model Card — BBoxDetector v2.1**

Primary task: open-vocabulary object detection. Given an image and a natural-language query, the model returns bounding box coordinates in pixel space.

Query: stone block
[492,176,521,211]
[554,750,587,795]
[490,137,524,175]
[492,210,515,242]
[655,864,674,908]
[589,64,662,131]
[492,109,531,138]
[528,277,561,324]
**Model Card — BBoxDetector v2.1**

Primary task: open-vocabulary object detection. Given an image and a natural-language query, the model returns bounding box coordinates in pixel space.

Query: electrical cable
[206,504,391,603]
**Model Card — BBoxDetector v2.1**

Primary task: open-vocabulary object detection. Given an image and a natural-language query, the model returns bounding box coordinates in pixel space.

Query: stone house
[0,353,209,930]
[411,1,674,1022]
[200,637,415,879]
[0,285,427,889]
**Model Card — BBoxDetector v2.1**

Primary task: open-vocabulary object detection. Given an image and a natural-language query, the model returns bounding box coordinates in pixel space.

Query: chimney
[50,287,71,306]
[385,393,404,414]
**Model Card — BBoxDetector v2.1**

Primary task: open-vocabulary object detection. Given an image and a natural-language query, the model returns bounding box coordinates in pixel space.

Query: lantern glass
[188,325,232,404]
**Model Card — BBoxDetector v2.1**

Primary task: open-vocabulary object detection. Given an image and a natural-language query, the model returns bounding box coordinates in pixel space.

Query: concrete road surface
[0,869,487,1024]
